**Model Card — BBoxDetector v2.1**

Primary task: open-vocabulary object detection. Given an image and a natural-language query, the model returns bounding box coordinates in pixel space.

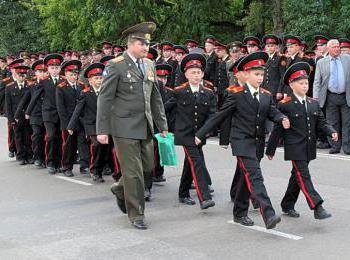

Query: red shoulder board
[41,76,49,81]
[227,85,244,93]
[202,86,213,92]
[204,80,214,88]
[174,82,189,91]
[82,87,90,93]
[165,87,174,92]
[57,81,67,88]
[279,96,292,104]
[260,88,272,96]
[2,77,11,82]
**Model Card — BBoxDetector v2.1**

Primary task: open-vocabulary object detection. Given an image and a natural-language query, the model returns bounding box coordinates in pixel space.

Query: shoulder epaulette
[6,81,15,87]
[165,86,174,92]
[174,82,189,91]
[57,81,67,88]
[82,87,90,93]
[204,80,213,87]
[227,85,244,93]
[279,96,292,104]
[111,55,125,63]
[202,86,213,92]
[260,87,272,96]
[2,77,11,82]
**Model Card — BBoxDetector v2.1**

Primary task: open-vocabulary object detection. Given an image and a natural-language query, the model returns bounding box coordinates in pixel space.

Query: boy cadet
[173,53,216,209]
[266,62,336,220]
[195,52,290,229]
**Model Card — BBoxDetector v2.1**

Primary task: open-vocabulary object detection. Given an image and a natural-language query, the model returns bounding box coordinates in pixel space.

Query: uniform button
[308,124,311,127]
[195,106,197,109]
[256,138,259,140]
[195,119,198,122]
[257,114,260,118]
[256,125,259,129]
[307,117,310,120]
[195,112,198,115]
[309,137,311,140]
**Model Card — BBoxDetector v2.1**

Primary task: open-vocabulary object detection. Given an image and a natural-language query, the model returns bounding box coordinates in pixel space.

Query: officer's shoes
[132,219,148,230]
[153,176,166,182]
[144,189,152,202]
[283,209,300,218]
[314,205,332,220]
[179,197,196,205]
[47,167,57,175]
[200,200,215,210]
[63,170,74,177]
[8,152,15,158]
[110,185,127,214]
[234,216,254,226]
[265,214,281,229]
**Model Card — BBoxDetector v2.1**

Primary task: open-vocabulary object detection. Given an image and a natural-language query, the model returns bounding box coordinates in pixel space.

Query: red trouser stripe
[183,146,204,202]
[292,161,316,209]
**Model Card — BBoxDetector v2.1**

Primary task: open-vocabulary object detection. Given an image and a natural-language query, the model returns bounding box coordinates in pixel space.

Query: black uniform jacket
[266,95,335,161]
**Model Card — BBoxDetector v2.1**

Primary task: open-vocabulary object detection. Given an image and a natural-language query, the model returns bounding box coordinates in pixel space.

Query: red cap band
[47,59,61,65]
[187,42,198,48]
[87,68,103,77]
[185,60,202,70]
[65,65,79,71]
[156,70,170,76]
[114,47,123,52]
[265,38,277,44]
[34,64,45,71]
[175,48,185,54]
[289,70,308,82]
[286,39,299,45]
[340,42,350,48]
[15,68,28,73]
[103,44,112,49]
[247,40,258,45]
[316,39,328,44]
[206,39,216,44]
[162,45,173,50]
[243,59,265,70]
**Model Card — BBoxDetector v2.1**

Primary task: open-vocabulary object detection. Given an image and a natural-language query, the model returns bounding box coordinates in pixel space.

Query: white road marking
[206,139,350,161]
[227,220,303,240]
[55,176,93,186]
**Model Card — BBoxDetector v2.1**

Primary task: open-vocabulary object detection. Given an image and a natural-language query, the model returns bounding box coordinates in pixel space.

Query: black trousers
[89,135,109,176]
[233,156,275,221]
[61,130,89,171]
[8,121,16,153]
[281,160,323,211]
[44,121,61,168]
[152,138,164,178]
[325,92,350,152]
[179,145,211,202]
[13,123,32,161]
[31,123,45,162]
[230,162,240,200]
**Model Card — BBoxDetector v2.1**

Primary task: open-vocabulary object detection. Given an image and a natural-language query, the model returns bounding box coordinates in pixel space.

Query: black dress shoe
[132,220,148,230]
[329,148,340,154]
[47,167,57,175]
[64,170,74,177]
[265,215,281,229]
[317,142,331,149]
[179,197,196,205]
[314,205,332,220]
[103,167,112,175]
[200,200,215,210]
[19,160,26,165]
[80,168,89,174]
[153,176,166,182]
[283,209,300,218]
[234,216,254,226]
[92,174,105,183]
[110,186,127,214]
[34,160,43,167]
[208,185,214,193]
[144,189,152,202]
[8,152,15,158]
[27,158,35,164]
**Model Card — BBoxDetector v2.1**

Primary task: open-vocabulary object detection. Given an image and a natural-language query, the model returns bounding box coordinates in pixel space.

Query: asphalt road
[0,117,349,259]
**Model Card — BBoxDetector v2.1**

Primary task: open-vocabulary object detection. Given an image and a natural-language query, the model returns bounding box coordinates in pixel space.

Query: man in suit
[97,22,168,230]
[195,52,290,229]
[313,39,350,154]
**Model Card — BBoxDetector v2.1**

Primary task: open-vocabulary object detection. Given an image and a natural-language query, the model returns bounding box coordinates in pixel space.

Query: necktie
[302,100,307,114]
[252,91,259,111]
[53,78,57,85]
[136,59,144,78]
[332,58,339,91]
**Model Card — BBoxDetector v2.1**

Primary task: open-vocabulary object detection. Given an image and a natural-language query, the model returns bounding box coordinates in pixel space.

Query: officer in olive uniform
[173,53,216,209]
[97,22,168,230]
[266,62,336,220]
[196,52,290,229]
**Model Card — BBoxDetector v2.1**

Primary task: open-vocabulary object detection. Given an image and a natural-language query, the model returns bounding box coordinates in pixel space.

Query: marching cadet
[266,62,336,220]
[195,52,291,229]
[67,63,107,182]
[2,59,24,158]
[15,60,47,168]
[214,41,230,109]
[185,39,199,52]
[173,45,188,87]
[339,38,350,55]
[314,35,329,62]
[26,53,64,174]
[203,35,218,84]
[243,36,261,54]
[56,60,89,177]
[102,41,113,56]
[173,53,216,209]
[5,65,33,165]
[152,64,176,183]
